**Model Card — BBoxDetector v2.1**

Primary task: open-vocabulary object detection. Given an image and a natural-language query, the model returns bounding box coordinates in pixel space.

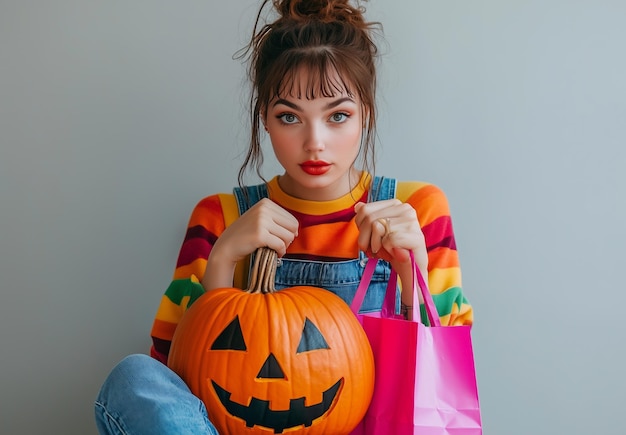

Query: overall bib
[233,175,398,314]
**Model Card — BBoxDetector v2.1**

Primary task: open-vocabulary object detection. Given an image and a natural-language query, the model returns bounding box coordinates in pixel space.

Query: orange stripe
[428,246,460,269]
[400,183,450,228]
[289,223,359,258]
[187,196,225,229]
[150,319,177,341]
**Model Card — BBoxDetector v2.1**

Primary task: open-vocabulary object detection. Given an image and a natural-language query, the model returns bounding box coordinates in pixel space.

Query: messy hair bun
[275,0,367,25]
[238,0,381,186]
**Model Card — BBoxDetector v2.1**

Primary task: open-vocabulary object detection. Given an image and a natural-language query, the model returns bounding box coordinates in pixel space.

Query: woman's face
[264,68,363,201]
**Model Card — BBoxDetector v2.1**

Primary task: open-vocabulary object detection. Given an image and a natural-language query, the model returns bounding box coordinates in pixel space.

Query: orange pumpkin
[168,248,374,434]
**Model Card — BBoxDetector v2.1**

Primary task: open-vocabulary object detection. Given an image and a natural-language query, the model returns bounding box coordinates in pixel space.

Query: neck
[278,169,363,201]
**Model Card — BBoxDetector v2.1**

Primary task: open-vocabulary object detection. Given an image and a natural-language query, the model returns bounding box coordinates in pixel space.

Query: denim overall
[233,176,398,314]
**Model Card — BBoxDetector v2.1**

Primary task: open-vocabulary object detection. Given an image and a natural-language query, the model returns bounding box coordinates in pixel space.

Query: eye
[211,316,247,351]
[330,112,349,123]
[297,318,330,353]
[277,113,299,124]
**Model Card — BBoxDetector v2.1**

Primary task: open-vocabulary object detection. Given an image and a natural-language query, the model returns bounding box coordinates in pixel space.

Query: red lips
[300,160,331,175]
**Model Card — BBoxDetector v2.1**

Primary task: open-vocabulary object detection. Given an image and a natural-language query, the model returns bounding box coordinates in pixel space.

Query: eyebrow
[272,97,356,111]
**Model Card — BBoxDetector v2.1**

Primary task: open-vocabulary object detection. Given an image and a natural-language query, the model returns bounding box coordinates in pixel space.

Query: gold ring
[377,217,391,236]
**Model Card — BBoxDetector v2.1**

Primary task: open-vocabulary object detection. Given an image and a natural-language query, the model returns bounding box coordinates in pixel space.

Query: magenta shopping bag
[350,254,482,434]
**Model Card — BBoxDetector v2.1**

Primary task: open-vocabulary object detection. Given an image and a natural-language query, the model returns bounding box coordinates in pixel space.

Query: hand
[354,199,428,305]
[203,198,298,290]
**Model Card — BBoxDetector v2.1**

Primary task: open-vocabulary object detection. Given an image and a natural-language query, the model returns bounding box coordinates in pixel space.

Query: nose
[256,353,285,379]
[303,123,325,152]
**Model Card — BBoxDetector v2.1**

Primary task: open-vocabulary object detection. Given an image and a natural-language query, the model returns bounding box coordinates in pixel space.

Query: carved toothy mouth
[211,378,343,433]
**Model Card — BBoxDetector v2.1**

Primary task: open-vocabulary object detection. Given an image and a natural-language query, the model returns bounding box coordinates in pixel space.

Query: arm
[201,198,298,291]
[149,195,227,363]
[150,195,299,363]
[400,182,473,326]
[354,198,427,314]
[354,182,473,326]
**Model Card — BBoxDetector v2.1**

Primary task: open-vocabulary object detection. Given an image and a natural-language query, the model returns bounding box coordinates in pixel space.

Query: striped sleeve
[149,194,230,363]
[397,182,473,326]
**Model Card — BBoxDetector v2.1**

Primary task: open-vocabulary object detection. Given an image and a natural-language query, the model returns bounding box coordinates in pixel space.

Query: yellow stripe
[219,193,239,228]
[428,267,462,295]
[218,192,249,289]
[173,259,207,280]
[396,181,430,202]
[154,294,191,323]
[267,173,370,215]
[450,302,474,326]
[438,313,452,325]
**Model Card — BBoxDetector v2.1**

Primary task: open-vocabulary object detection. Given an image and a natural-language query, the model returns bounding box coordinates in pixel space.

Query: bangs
[271,52,356,100]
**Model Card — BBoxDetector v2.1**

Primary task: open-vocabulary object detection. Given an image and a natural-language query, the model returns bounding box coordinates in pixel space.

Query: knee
[95,354,215,434]
[97,354,158,399]
[112,353,157,375]
[97,353,190,402]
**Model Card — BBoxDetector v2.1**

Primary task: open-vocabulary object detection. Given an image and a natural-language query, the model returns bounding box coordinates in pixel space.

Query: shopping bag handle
[351,252,440,326]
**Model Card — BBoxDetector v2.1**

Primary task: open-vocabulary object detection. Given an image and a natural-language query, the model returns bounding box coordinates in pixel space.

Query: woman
[95,0,473,433]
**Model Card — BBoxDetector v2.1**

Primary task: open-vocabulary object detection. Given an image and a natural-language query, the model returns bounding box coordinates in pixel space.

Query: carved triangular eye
[297,318,330,353]
[211,316,247,351]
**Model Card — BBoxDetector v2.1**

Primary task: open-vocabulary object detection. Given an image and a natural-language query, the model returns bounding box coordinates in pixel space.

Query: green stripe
[164,278,206,307]
[420,286,466,326]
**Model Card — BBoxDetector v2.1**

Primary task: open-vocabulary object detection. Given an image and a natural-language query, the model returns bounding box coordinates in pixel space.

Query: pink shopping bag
[350,253,482,434]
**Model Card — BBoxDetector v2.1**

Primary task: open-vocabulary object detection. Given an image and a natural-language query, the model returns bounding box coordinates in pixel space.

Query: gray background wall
[1,1,624,434]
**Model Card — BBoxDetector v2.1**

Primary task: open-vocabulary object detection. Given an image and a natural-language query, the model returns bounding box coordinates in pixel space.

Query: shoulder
[395,181,452,222]
[396,180,449,204]
[187,192,239,228]
[190,193,229,214]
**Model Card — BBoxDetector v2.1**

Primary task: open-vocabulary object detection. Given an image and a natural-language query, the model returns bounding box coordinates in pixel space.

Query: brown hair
[237,0,381,187]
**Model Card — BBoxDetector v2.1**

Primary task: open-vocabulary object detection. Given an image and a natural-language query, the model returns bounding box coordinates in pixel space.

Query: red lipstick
[300,160,331,175]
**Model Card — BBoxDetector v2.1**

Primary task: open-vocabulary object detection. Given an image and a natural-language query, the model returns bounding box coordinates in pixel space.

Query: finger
[355,209,374,252]
[357,217,385,253]
[379,230,417,267]
[254,199,300,235]
[267,223,296,251]
[247,208,298,249]
[262,234,290,257]
[274,214,299,236]
[370,219,387,254]
[355,203,390,251]
[353,199,401,227]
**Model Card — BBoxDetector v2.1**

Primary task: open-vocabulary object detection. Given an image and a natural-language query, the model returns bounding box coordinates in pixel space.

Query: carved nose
[257,353,285,379]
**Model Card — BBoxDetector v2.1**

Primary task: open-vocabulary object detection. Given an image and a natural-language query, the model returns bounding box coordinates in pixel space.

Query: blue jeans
[95,354,219,434]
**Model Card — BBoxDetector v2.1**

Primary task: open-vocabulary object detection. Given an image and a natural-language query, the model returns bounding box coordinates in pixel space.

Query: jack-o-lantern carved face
[168,249,375,435]
[210,316,342,432]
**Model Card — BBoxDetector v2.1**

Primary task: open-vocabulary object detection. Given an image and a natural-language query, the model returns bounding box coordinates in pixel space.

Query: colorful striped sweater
[150,173,473,364]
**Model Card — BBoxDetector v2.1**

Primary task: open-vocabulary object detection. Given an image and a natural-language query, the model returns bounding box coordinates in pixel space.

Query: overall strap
[227,183,270,289]
[369,176,397,202]
[233,183,270,216]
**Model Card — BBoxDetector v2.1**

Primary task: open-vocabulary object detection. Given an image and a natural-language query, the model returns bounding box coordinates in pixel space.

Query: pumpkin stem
[247,248,277,294]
